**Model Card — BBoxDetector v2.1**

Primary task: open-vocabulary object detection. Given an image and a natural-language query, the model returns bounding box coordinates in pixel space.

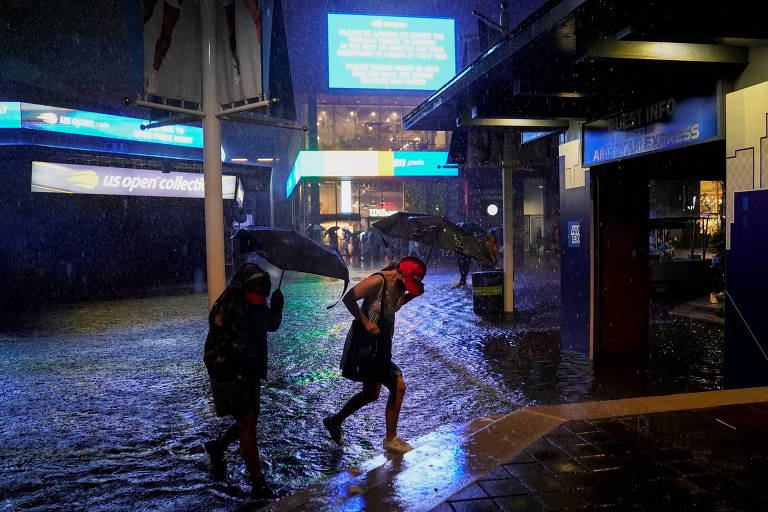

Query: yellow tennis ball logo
[65,170,99,189]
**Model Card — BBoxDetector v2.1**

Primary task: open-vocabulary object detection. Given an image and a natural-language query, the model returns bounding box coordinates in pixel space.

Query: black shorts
[210,378,261,420]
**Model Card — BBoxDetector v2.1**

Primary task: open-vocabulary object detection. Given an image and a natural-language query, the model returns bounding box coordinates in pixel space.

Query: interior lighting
[487,203,499,216]
[370,112,377,117]
[231,158,249,162]
[341,181,352,213]
[257,158,274,163]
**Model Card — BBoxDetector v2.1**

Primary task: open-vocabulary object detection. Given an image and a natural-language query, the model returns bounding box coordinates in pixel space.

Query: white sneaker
[383,436,413,454]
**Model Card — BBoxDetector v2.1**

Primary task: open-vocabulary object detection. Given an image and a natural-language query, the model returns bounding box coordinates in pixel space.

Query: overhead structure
[127,0,305,309]
[403,0,761,360]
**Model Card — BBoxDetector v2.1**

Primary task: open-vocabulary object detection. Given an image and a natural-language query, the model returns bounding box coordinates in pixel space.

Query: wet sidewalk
[263,387,768,511]
[0,262,727,511]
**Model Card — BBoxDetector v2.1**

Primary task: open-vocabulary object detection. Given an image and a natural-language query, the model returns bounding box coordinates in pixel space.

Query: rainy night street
[0,261,723,511]
[4,0,768,509]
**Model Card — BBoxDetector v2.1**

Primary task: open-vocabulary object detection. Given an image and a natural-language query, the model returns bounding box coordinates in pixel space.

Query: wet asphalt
[0,259,722,511]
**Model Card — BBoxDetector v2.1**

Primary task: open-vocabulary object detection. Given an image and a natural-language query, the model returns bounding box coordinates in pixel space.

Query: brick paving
[439,403,768,511]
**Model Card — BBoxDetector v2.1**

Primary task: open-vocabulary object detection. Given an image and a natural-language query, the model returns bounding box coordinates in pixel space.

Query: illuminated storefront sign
[0,101,203,148]
[31,161,236,199]
[328,13,456,91]
[582,93,720,166]
[286,150,453,197]
[369,207,399,217]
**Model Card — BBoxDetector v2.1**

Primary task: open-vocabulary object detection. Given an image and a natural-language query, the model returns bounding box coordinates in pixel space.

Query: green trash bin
[472,270,503,315]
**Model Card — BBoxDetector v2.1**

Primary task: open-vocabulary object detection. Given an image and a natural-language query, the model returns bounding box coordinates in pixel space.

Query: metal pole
[502,131,517,313]
[201,0,226,309]
[269,168,275,227]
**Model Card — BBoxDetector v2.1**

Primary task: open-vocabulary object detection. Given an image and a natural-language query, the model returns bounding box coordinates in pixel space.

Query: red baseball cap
[398,256,427,296]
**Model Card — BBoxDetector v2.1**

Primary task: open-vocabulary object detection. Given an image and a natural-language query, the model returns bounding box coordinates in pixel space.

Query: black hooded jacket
[203,265,283,381]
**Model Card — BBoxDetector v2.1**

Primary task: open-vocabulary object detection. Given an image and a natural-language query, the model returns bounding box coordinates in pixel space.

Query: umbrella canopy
[456,221,485,236]
[233,228,349,303]
[372,212,492,263]
[304,223,325,233]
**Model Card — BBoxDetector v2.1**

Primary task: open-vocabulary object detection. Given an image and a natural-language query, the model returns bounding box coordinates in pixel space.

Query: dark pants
[457,255,471,284]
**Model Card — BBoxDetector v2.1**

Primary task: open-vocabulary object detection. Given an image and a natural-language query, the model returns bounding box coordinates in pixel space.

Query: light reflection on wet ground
[0,262,722,511]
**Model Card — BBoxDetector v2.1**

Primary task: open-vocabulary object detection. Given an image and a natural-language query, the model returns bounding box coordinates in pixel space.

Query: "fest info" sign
[31,161,236,199]
[328,13,456,91]
[582,94,719,166]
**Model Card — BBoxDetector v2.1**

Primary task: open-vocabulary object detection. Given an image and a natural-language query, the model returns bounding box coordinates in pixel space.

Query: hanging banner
[143,0,264,103]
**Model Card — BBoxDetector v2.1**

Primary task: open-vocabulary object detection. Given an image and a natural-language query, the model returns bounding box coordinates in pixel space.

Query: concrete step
[689,297,722,312]
[670,303,724,325]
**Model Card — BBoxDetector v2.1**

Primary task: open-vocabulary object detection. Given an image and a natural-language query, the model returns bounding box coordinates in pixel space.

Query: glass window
[318,181,337,215]
[359,181,379,218]
[377,180,403,216]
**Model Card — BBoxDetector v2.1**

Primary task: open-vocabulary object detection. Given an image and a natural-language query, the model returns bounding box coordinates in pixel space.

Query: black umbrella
[456,221,485,236]
[304,223,325,233]
[372,212,492,263]
[233,228,349,307]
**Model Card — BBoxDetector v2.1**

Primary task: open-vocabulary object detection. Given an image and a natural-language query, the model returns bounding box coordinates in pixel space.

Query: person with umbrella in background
[202,263,284,502]
[322,256,427,454]
[456,253,471,286]
[456,222,486,285]
[325,226,341,256]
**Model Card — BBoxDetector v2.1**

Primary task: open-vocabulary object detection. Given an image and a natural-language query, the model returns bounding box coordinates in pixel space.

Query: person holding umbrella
[322,256,427,454]
[202,263,284,501]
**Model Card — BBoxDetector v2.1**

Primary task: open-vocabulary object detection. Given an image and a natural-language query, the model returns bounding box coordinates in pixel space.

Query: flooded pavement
[0,262,723,511]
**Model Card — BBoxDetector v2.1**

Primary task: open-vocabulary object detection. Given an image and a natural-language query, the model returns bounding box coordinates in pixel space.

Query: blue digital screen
[328,13,456,91]
[14,103,203,148]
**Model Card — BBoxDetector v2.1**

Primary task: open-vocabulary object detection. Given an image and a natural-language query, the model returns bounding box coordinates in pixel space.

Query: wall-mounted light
[487,203,499,216]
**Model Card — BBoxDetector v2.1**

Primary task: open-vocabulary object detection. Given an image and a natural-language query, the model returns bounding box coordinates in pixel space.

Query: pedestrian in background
[456,253,471,286]
[202,263,284,501]
[323,257,427,454]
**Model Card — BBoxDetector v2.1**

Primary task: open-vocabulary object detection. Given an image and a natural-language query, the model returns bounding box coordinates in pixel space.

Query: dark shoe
[322,415,343,444]
[204,440,227,481]
[250,476,278,501]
